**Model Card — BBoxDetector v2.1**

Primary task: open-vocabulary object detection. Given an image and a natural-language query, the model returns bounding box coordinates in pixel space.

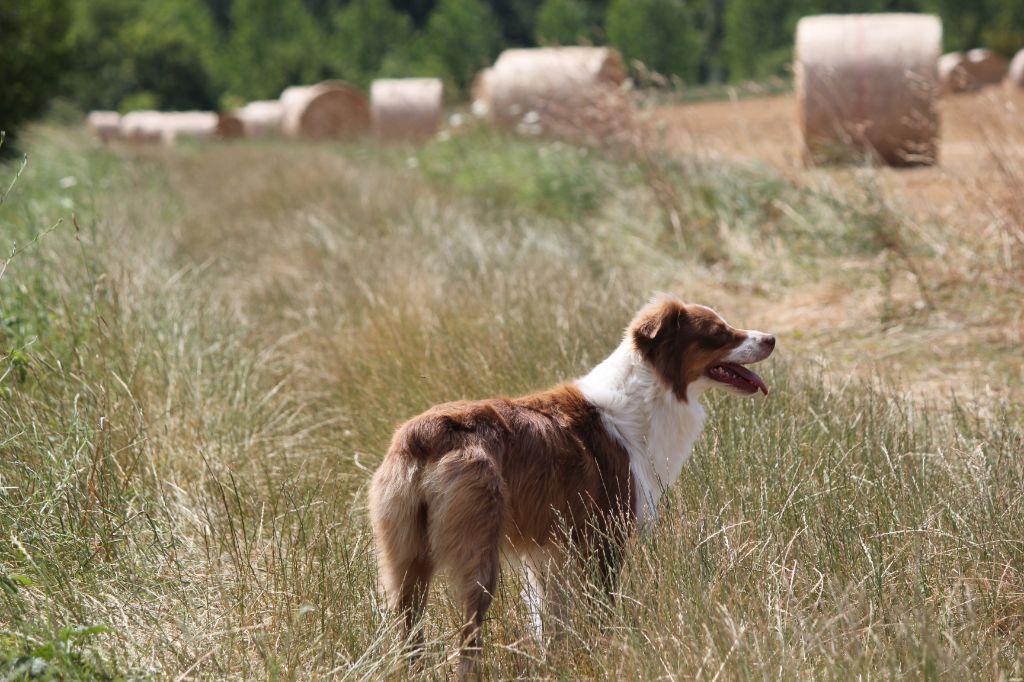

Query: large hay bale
[215,112,245,139]
[237,100,284,137]
[120,111,165,144]
[280,81,370,139]
[1011,48,1024,89]
[160,111,218,145]
[370,78,444,140]
[795,13,942,166]
[479,47,628,132]
[86,111,121,143]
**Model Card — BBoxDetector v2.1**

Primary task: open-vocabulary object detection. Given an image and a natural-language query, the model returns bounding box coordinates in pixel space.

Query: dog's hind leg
[368,455,434,655]
[454,548,499,681]
[423,444,506,680]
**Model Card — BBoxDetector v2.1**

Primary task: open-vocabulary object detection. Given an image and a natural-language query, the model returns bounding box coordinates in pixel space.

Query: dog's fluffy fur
[368,295,775,675]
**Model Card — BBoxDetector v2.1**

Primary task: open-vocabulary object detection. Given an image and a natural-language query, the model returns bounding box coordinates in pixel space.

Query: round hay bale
[215,112,245,139]
[1010,48,1024,89]
[470,68,493,116]
[481,47,628,131]
[963,48,1007,88]
[370,78,444,140]
[938,51,969,94]
[795,13,942,167]
[86,111,121,143]
[238,100,284,137]
[120,111,165,144]
[160,111,218,145]
[939,48,1007,94]
[280,81,370,139]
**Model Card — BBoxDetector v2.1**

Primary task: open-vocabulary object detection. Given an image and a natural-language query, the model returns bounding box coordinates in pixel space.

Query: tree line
[3,0,1023,141]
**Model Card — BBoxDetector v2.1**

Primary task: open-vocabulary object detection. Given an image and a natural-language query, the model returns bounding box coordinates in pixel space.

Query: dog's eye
[695,333,728,349]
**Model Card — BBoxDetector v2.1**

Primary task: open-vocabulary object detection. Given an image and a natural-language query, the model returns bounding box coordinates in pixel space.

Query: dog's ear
[631,295,684,351]
[633,312,663,345]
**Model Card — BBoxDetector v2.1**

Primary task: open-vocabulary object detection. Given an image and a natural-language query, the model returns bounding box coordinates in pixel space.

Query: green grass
[0,124,1021,679]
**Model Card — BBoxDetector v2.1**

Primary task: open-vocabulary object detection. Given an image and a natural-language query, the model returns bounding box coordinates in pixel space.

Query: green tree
[225,0,328,100]
[333,0,415,88]
[489,0,544,44]
[722,0,814,81]
[0,0,71,142]
[122,0,220,109]
[535,0,590,45]
[606,0,702,82]
[696,0,726,82]
[423,0,503,91]
[392,0,437,27]
[918,0,1024,55]
[63,0,136,111]
[981,0,1024,57]
[200,0,233,31]
[63,0,219,111]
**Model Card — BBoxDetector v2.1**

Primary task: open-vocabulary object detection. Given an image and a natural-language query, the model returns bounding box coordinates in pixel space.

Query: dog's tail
[369,411,507,655]
[368,432,432,619]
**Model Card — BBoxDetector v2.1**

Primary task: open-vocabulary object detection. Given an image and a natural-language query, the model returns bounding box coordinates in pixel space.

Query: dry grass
[655,88,1024,402]
[0,117,1022,679]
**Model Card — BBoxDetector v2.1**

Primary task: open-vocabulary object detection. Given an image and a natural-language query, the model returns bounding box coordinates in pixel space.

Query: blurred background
[4,0,1024,140]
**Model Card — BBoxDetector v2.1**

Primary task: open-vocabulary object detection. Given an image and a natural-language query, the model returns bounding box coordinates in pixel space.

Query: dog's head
[629,295,775,401]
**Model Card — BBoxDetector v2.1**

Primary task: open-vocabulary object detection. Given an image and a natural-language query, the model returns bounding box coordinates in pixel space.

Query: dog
[368,295,775,676]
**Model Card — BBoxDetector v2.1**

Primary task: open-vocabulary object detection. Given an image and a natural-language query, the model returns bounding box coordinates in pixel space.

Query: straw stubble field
[659,88,1024,403]
[0,101,1022,679]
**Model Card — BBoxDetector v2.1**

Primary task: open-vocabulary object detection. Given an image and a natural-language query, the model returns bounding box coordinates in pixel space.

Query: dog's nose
[762,335,776,351]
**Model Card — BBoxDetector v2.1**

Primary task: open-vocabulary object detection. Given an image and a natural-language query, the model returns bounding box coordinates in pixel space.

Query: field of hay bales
[658,88,1024,402]
[1,103,1023,680]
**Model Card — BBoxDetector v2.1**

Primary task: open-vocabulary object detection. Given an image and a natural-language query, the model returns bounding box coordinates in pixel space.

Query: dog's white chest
[576,341,708,523]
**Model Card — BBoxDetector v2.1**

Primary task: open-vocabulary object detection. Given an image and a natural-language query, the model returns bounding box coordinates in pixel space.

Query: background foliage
[0,1,71,147]
[2,0,1024,136]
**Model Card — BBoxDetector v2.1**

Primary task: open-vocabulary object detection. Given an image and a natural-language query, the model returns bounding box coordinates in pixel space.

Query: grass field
[1,115,1022,679]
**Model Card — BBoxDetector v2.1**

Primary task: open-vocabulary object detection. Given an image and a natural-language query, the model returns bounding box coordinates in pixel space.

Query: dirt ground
[657,88,1024,222]
[655,89,1024,404]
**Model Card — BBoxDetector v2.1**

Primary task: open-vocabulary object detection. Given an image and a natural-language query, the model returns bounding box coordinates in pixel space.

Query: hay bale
[479,47,628,131]
[86,111,121,143]
[120,111,218,145]
[280,81,370,139]
[160,111,218,145]
[938,51,968,93]
[120,110,165,144]
[470,68,494,116]
[964,48,1007,87]
[939,48,1007,94]
[1010,48,1024,89]
[215,112,245,139]
[370,78,443,140]
[795,13,942,167]
[237,100,284,137]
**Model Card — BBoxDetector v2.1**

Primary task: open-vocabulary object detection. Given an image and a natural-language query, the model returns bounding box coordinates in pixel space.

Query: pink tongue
[722,362,769,395]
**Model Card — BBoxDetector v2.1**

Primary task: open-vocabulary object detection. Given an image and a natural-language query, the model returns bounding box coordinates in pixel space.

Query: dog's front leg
[521,563,546,641]
[521,550,568,648]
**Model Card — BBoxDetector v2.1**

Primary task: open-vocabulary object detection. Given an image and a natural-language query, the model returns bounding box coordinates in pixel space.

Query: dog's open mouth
[707,362,768,395]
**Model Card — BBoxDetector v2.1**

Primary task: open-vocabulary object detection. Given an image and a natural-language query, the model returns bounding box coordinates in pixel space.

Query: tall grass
[1,124,1021,679]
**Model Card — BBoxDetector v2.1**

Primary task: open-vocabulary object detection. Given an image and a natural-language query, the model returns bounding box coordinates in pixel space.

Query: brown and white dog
[368,295,775,676]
